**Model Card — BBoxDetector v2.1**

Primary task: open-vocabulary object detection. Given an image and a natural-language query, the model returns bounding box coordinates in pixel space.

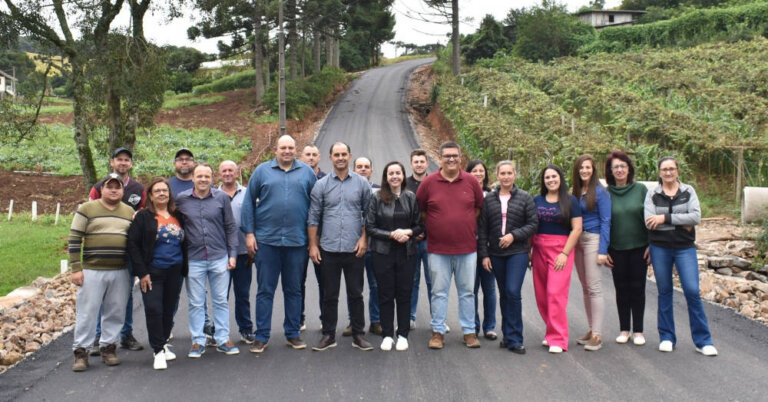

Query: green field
[0,124,252,176]
[0,213,71,296]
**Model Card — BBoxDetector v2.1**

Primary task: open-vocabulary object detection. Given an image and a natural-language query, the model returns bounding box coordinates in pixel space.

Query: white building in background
[0,69,18,100]
[576,10,646,29]
[199,59,250,70]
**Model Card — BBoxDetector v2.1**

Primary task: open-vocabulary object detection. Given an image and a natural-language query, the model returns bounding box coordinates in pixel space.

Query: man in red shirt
[416,141,484,350]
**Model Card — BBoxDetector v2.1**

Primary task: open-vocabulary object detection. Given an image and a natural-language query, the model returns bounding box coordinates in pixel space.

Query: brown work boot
[342,324,353,337]
[100,344,121,366]
[576,330,593,345]
[369,322,383,335]
[463,333,482,348]
[72,348,89,372]
[428,332,444,349]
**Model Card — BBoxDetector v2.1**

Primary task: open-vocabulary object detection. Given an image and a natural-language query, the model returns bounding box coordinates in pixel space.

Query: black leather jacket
[127,209,188,278]
[366,190,424,256]
[477,186,538,259]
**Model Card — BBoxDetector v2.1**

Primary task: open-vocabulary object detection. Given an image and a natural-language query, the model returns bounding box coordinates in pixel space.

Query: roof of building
[0,69,18,81]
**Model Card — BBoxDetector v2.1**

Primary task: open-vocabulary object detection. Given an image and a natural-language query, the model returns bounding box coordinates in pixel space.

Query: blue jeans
[650,245,713,348]
[491,254,528,347]
[254,244,305,342]
[187,257,230,346]
[428,252,477,334]
[410,240,432,321]
[474,259,497,334]
[228,254,253,334]
[365,251,380,323]
[95,260,134,340]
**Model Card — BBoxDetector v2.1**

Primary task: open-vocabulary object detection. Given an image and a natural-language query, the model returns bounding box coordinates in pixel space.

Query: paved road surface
[2,58,768,401]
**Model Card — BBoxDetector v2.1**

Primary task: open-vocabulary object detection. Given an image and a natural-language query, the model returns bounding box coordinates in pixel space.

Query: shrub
[192,70,256,94]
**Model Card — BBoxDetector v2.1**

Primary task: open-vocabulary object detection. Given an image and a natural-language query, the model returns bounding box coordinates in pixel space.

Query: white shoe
[153,351,167,370]
[548,346,563,354]
[659,340,674,352]
[632,334,646,346]
[409,320,415,330]
[541,339,549,347]
[395,336,409,351]
[615,333,630,344]
[300,323,307,332]
[380,337,394,351]
[696,345,718,356]
[445,324,451,333]
[163,344,176,361]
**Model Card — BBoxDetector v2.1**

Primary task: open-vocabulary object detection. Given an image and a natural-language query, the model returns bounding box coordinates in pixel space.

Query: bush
[261,67,347,119]
[192,70,256,94]
[514,2,596,62]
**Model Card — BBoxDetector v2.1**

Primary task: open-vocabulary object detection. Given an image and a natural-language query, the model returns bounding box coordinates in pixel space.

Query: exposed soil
[406,64,456,163]
[4,82,349,213]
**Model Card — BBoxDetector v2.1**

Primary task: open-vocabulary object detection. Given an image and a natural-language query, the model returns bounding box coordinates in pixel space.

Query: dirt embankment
[3,83,349,214]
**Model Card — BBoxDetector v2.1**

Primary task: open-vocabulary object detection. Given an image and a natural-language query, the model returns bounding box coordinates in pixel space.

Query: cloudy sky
[132,0,621,58]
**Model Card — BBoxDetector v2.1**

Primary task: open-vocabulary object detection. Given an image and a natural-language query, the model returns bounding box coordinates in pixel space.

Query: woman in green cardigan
[604,151,649,347]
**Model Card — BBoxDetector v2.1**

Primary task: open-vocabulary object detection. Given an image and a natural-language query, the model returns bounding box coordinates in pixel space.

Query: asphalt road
[3,58,768,401]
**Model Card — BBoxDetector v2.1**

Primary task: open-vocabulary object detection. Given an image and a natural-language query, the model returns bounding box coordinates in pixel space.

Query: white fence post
[61,260,68,274]
[31,201,38,221]
[7,199,12,221]
[483,95,488,108]
[55,202,61,225]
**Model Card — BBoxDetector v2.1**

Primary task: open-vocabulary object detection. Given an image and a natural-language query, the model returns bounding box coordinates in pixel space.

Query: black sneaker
[240,331,256,345]
[120,334,144,351]
[312,335,337,351]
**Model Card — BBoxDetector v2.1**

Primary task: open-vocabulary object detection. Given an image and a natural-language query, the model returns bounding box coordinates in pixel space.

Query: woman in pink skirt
[532,165,583,353]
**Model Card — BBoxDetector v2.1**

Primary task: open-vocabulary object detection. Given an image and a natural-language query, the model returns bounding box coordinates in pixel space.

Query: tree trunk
[313,31,322,73]
[253,0,265,101]
[107,86,123,152]
[71,60,97,188]
[451,0,460,76]
[287,0,298,81]
[334,36,339,68]
[265,42,271,89]
[325,34,332,69]
[300,26,306,78]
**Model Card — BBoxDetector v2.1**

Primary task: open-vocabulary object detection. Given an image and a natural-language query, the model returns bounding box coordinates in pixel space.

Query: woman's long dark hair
[379,161,406,205]
[539,164,572,229]
[146,177,176,214]
[572,154,600,212]
[466,159,490,191]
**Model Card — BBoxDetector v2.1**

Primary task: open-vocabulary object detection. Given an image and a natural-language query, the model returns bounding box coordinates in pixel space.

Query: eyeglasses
[611,164,628,171]
[660,168,678,173]
[175,157,194,162]
[441,154,460,160]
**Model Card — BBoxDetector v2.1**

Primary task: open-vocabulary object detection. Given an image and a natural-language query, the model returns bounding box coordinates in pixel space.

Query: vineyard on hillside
[434,38,768,192]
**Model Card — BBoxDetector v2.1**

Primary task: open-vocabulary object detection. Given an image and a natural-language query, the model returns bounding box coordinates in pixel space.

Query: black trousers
[141,264,183,353]
[372,248,414,338]
[609,247,647,333]
[320,250,364,337]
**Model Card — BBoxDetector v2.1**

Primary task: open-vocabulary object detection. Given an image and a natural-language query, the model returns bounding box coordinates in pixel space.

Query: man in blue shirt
[241,135,317,353]
[308,142,373,352]
[218,160,255,345]
[299,144,327,331]
[176,163,240,357]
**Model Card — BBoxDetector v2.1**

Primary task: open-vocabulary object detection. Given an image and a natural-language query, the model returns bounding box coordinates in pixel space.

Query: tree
[1,0,125,187]
[342,0,395,67]
[422,0,460,75]
[462,14,510,65]
[513,1,595,62]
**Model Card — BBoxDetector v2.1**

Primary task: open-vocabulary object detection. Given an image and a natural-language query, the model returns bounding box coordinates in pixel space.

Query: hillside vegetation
[433,37,768,192]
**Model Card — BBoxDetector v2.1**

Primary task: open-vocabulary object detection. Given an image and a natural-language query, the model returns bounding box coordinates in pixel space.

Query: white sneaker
[541,339,549,347]
[445,324,451,333]
[380,337,394,351]
[395,336,409,351]
[659,340,674,352]
[153,351,167,370]
[696,345,718,356]
[300,323,307,332]
[632,334,646,346]
[409,320,415,330]
[615,333,630,344]
[548,346,563,354]
[163,344,176,361]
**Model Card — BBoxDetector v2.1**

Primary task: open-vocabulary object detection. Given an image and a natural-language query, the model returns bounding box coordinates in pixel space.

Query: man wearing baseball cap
[70,173,135,371]
[88,146,147,353]
[169,148,196,198]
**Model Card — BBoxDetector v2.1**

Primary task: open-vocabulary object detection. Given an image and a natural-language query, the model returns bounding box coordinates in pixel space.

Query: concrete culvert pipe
[742,187,768,224]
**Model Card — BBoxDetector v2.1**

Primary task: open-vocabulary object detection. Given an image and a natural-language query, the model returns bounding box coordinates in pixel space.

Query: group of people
[68,138,718,373]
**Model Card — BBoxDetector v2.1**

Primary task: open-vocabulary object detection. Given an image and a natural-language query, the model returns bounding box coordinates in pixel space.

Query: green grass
[36,104,73,115]
[162,93,226,109]
[0,212,71,296]
[250,113,278,124]
[0,124,252,176]
[381,54,434,66]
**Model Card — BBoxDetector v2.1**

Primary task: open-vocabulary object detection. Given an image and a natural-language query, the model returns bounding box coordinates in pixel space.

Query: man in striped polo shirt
[70,173,135,372]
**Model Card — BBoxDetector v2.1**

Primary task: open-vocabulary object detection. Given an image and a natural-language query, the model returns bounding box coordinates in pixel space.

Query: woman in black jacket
[127,177,187,370]
[366,161,424,352]
[477,161,538,354]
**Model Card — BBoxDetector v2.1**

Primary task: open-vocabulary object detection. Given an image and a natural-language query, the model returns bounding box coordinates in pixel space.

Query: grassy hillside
[433,38,768,200]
